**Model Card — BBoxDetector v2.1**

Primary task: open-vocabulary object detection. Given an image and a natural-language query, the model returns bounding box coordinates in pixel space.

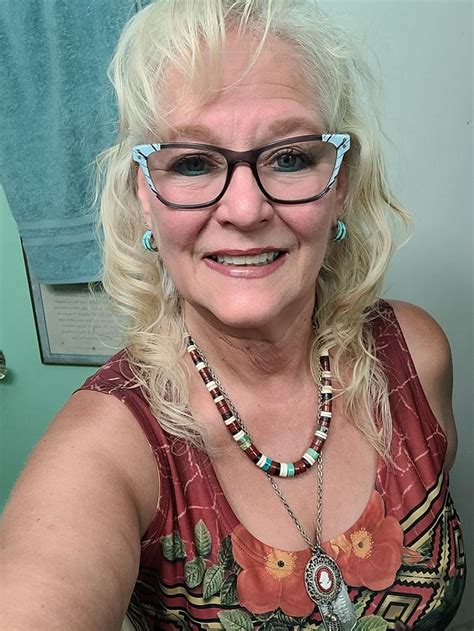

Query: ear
[329,166,348,230]
[334,164,348,210]
[136,167,153,227]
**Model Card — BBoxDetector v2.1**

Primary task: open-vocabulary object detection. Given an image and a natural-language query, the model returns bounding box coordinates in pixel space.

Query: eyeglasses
[132,133,350,209]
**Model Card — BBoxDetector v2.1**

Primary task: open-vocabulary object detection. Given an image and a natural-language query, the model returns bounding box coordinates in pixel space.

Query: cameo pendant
[304,551,357,631]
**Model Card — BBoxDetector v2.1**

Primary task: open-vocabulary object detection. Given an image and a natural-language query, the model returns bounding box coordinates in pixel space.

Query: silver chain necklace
[188,337,357,630]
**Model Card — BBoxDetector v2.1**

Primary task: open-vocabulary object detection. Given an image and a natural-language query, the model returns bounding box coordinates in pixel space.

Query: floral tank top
[80,302,465,630]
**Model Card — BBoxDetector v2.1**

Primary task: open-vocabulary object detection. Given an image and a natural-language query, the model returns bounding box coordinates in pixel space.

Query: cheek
[304,193,340,239]
[284,204,332,245]
[150,206,208,256]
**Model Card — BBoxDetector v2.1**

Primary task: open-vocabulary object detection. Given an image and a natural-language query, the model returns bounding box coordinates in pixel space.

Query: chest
[194,386,378,551]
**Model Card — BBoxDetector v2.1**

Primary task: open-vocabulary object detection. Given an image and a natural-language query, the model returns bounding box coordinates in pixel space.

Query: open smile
[202,249,288,278]
[207,251,284,267]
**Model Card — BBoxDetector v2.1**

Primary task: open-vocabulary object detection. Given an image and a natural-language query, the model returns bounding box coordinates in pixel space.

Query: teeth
[214,251,280,266]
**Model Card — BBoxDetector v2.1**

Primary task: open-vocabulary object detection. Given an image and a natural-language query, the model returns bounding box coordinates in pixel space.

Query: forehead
[160,32,323,146]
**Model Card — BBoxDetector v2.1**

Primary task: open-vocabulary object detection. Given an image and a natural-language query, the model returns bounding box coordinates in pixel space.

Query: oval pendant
[305,551,357,631]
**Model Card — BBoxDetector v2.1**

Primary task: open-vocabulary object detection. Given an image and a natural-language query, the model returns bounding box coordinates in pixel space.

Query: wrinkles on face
[161,37,319,148]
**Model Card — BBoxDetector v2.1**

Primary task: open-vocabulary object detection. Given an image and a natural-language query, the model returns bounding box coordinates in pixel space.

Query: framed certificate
[25,253,124,366]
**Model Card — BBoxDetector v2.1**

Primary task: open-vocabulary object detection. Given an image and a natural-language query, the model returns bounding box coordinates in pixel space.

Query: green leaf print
[220,572,238,605]
[354,615,388,631]
[194,519,212,558]
[160,531,186,561]
[255,609,309,629]
[218,609,253,631]
[218,534,234,569]
[259,622,293,631]
[184,556,206,589]
[203,563,225,598]
[274,610,307,624]
[353,598,366,619]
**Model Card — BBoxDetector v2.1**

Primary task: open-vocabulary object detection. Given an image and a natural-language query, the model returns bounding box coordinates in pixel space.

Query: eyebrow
[266,117,323,139]
[163,124,220,144]
[161,117,323,146]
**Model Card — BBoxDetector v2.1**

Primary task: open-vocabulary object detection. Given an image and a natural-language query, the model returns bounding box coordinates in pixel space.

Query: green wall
[0,187,95,509]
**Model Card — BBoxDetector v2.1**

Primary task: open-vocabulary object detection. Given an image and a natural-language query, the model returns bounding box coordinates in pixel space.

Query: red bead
[268,462,279,475]
[246,445,261,462]
[216,400,230,413]
[294,460,307,475]
[227,422,241,435]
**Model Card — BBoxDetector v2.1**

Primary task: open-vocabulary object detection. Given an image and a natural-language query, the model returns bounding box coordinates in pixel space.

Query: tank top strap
[79,351,173,542]
[368,300,448,532]
[370,299,446,443]
[80,351,164,451]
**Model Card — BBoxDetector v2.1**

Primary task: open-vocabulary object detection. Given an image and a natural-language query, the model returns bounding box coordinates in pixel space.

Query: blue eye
[171,155,212,176]
[272,151,311,172]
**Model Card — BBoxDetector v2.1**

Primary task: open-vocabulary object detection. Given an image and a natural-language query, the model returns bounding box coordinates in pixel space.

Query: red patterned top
[80,301,465,630]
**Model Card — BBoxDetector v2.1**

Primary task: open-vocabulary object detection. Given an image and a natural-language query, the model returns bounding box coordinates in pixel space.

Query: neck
[183,301,316,387]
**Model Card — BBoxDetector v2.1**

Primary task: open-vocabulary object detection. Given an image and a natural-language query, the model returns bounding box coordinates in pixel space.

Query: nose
[214,162,275,229]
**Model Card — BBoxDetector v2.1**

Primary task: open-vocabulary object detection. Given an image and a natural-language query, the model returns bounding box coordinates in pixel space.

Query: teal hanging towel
[0,1,149,284]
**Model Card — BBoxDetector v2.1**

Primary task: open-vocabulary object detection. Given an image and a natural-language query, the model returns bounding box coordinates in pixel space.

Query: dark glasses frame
[132,133,350,209]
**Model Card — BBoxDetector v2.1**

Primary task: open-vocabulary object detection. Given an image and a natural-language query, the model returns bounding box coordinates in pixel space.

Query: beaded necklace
[186,334,357,630]
[186,336,332,477]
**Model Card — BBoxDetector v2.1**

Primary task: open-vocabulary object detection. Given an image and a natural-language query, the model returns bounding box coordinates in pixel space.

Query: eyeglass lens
[145,139,337,206]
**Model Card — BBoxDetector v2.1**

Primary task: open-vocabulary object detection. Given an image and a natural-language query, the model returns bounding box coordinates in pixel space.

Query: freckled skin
[138,33,346,340]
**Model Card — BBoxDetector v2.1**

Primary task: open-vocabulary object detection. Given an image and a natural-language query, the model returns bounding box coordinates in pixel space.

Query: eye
[171,153,220,177]
[269,149,312,172]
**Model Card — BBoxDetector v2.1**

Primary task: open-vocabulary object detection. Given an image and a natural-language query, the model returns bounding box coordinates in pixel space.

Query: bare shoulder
[1,389,159,629]
[387,300,452,368]
[387,299,457,469]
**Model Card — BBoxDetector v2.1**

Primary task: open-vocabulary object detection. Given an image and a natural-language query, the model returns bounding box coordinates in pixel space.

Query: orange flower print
[231,524,314,617]
[323,490,404,591]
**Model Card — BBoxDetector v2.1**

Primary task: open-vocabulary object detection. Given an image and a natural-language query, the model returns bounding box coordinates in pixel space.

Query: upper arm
[0,390,159,630]
[388,300,458,470]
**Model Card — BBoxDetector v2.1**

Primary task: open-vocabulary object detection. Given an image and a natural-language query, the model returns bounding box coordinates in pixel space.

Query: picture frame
[24,249,123,366]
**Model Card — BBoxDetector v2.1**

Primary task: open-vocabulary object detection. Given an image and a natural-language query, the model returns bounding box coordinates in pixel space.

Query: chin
[218,310,277,331]
[193,299,284,334]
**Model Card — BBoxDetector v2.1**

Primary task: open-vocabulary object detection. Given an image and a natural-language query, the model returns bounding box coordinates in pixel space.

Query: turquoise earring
[142,229,158,252]
[332,220,347,242]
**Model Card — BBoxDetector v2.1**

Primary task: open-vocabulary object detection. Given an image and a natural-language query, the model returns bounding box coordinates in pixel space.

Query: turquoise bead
[307,447,319,461]
[262,458,272,471]
[238,433,251,450]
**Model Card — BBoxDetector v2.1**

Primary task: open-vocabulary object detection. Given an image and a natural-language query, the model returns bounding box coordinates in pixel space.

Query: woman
[1,1,465,629]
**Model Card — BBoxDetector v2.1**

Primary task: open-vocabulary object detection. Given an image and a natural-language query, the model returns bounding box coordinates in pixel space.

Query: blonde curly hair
[97,0,411,458]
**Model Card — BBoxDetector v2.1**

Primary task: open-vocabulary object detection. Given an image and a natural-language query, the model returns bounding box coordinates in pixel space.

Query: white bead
[233,429,245,442]
[205,380,217,390]
[280,462,288,477]
[224,414,236,426]
[257,454,267,468]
